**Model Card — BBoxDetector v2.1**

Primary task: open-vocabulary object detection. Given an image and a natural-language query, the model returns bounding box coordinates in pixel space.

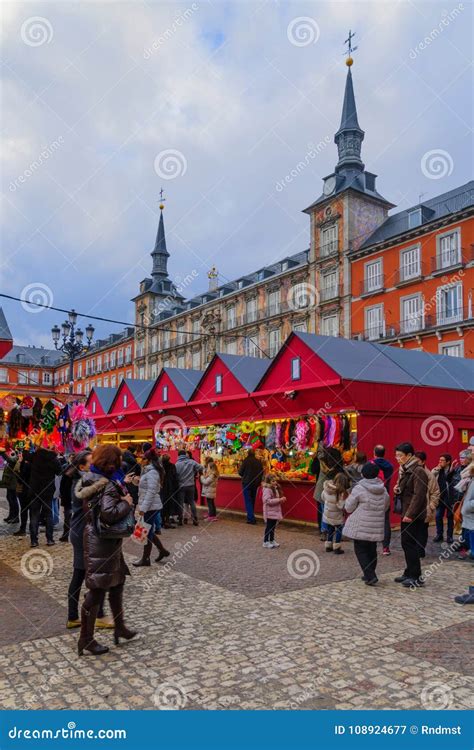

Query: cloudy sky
[1,0,472,346]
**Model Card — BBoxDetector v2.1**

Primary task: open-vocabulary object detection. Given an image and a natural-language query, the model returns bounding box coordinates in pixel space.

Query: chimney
[207,266,218,292]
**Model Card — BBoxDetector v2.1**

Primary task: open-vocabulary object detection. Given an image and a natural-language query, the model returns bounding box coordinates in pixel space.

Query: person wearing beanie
[343,462,389,585]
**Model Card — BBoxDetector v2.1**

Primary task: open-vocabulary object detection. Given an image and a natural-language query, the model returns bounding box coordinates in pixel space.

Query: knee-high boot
[78,598,109,656]
[152,533,170,562]
[108,585,137,645]
[132,540,152,567]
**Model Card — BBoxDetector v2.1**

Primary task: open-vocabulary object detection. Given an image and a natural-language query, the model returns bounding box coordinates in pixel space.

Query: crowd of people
[1,434,473,657]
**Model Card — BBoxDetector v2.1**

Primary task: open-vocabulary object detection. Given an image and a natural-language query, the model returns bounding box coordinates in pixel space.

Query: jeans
[353,540,377,581]
[179,486,197,522]
[68,568,105,621]
[264,519,277,542]
[6,488,19,520]
[204,496,217,517]
[436,503,454,539]
[383,508,391,548]
[318,502,328,532]
[143,510,161,540]
[242,484,258,522]
[420,522,429,552]
[401,520,425,581]
[30,497,54,544]
[18,492,31,532]
[326,524,343,546]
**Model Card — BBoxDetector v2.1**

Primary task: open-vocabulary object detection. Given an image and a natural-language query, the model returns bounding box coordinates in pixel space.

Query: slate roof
[360,181,474,249]
[1,345,64,367]
[89,387,117,413]
[293,332,474,392]
[162,367,204,401]
[212,354,273,393]
[0,308,12,341]
[122,379,156,408]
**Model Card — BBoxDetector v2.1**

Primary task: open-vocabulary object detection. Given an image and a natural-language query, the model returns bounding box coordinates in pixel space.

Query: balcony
[395,262,424,286]
[359,275,385,297]
[363,323,386,341]
[432,245,473,274]
[319,240,339,258]
[355,305,472,342]
[320,285,339,302]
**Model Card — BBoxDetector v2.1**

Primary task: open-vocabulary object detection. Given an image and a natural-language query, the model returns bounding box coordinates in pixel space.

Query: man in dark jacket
[394,442,428,588]
[432,453,456,543]
[121,445,140,507]
[29,446,63,547]
[238,449,264,524]
[373,445,394,556]
[0,448,20,524]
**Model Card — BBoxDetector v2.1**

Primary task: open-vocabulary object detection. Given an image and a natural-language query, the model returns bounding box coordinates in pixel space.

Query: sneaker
[382,547,391,556]
[208,516,218,522]
[46,540,56,546]
[262,542,273,548]
[394,575,409,583]
[66,619,81,629]
[247,520,257,525]
[271,541,280,548]
[402,578,425,588]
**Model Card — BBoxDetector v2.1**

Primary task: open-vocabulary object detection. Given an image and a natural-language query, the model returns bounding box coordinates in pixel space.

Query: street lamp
[52,310,94,394]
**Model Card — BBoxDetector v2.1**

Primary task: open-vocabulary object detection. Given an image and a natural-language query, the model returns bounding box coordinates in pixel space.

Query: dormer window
[92,402,96,414]
[281,261,289,271]
[162,385,168,403]
[123,394,128,408]
[291,357,301,381]
[215,374,223,394]
[408,208,422,229]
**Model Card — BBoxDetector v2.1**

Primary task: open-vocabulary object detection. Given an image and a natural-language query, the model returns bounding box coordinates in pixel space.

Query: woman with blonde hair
[201,456,219,521]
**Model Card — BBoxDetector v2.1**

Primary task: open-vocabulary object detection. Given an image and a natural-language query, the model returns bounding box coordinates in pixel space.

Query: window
[162,385,169,402]
[400,245,421,281]
[123,394,128,408]
[0,368,7,383]
[77,362,82,378]
[85,361,90,376]
[110,351,116,368]
[291,357,301,380]
[437,283,462,325]
[267,289,280,316]
[111,375,117,388]
[176,327,186,346]
[192,350,201,368]
[401,295,423,333]
[117,349,124,366]
[92,401,96,414]
[42,372,52,385]
[226,305,236,329]
[96,378,102,387]
[104,353,109,370]
[437,230,460,269]
[76,383,82,394]
[163,330,170,349]
[439,342,463,357]
[125,345,132,363]
[18,371,29,384]
[268,328,281,357]
[364,259,383,293]
[365,305,385,340]
[320,224,338,256]
[215,374,223,394]
[96,356,102,373]
[246,298,257,323]
[290,283,310,309]
[321,270,338,300]
[136,340,144,357]
[54,372,59,385]
[85,384,90,395]
[408,208,422,229]
[321,314,338,337]
[293,321,307,333]
[150,363,158,379]
[90,380,95,390]
[126,370,132,379]
[192,319,201,336]
[104,377,109,387]
[226,340,237,355]
[138,366,145,379]
[177,354,185,368]
[245,336,259,357]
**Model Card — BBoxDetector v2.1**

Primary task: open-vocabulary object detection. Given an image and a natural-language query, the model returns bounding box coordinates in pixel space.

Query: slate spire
[334,59,365,173]
[151,197,170,279]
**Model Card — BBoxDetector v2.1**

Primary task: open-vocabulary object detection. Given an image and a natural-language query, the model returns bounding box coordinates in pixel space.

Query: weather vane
[344,30,357,67]
[159,187,166,210]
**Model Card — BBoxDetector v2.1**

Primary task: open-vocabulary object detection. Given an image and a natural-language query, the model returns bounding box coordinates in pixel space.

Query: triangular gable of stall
[86,387,117,417]
[145,368,203,409]
[109,379,155,414]
[190,354,272,401]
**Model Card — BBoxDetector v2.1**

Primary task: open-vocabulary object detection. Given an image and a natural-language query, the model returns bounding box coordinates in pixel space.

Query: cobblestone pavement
[0,495,473,711]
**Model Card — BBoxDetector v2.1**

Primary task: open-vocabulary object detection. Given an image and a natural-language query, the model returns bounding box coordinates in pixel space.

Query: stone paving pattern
[0,495,473,711]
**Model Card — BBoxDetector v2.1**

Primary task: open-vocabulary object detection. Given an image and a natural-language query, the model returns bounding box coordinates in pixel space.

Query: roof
[335,67,362,136]
[162,367,204,401]
[0,308,12,341]
[303,172,393,213]
[153,209,169,258]
[293,332,474,392]
[122,378,156,408]
[1,344,64,367]
[89,387,116,413]
[360,180,474,249]
[214,354,273,392]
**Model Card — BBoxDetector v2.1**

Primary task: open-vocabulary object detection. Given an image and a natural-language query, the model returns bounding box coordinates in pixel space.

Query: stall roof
[209,354,273,394]
[292,333,474,391]
[123,379,156,408]
[162,367,203,401]
[87,387,116,414]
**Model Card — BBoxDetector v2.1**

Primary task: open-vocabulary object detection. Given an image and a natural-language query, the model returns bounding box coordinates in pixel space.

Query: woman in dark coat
[77,444,136,656]
[161,453,180,528]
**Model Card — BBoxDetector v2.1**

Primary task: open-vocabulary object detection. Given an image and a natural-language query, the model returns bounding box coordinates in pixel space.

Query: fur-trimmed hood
[74,474,108,501]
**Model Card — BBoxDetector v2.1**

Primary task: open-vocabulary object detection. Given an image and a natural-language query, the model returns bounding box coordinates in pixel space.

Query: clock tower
[303,38,394,339]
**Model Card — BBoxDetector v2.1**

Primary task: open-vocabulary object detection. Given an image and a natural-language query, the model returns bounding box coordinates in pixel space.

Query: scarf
[90,464,125,484]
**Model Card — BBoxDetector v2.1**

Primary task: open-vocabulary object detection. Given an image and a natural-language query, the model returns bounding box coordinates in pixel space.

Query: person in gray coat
[175,450,203,526]
[133,450,170,567]
[343,463,390,586]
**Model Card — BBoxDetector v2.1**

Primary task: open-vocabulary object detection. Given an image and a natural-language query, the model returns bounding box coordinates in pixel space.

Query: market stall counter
[216,474,317,524]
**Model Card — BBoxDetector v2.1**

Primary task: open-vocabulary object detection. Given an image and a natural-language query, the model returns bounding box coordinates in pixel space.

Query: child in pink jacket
[262,474,285,548]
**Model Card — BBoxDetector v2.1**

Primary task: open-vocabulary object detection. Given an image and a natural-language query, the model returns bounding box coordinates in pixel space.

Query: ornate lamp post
[52,309,94,394]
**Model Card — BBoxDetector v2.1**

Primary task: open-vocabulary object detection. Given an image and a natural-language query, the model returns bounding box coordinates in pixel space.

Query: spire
[334,34,365,174]
[151,191,170,278]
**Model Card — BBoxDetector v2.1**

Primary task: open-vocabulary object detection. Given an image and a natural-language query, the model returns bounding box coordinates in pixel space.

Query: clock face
[323,176,336,195]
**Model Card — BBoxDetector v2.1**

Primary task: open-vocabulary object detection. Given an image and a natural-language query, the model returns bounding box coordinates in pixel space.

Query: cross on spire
[344,29,357,57]
[159,187,166,210]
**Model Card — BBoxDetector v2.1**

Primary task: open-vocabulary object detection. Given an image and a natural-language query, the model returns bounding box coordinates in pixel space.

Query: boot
[78,603,109,656]
[109,586,137,645]
[132,541,152,567]
[152,533,170,563]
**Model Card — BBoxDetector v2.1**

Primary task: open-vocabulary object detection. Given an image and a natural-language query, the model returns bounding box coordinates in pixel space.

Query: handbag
[90,481,135,540]
[393,492,402,515]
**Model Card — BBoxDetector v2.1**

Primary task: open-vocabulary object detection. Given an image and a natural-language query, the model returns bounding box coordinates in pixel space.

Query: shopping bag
[131,519,151,545]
